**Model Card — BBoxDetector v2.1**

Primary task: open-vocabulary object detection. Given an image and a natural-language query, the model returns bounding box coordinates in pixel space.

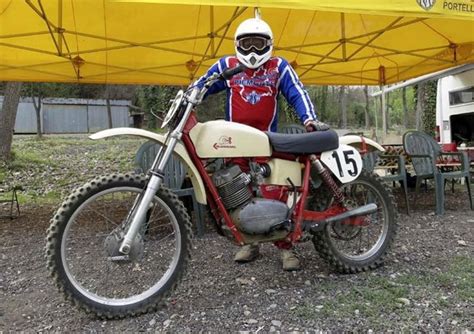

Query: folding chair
[135,141,206,236]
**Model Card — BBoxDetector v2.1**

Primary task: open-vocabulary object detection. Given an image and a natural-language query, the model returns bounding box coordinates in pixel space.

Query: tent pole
[254,7,261,19]
[381,86,387,138]
[372,87,378,142]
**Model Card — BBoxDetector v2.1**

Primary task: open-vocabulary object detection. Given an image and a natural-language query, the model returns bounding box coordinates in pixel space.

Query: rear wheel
[46,174,192,318]
[312,172,397,273]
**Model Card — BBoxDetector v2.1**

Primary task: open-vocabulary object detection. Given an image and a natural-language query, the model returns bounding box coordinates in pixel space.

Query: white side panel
[263,159,302,187]
[189,120,272,158]
[339,136,385,152]
[90,128,207,204]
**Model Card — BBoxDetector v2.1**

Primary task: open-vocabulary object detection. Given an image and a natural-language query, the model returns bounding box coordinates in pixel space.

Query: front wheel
[45,174,192,318]
[312,172,397,274]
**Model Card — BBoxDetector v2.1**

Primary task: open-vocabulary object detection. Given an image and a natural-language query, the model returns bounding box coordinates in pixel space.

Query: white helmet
[234,18,273,69]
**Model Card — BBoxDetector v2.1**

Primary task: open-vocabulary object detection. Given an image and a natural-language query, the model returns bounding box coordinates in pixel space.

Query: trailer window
[449,87,474,106]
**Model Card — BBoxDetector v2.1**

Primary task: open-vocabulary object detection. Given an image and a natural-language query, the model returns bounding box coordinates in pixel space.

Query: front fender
[90,127,207,204]
[339,135,385,152]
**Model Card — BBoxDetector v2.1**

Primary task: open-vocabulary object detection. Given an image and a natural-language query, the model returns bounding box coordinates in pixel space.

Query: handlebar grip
[221,64,246,80]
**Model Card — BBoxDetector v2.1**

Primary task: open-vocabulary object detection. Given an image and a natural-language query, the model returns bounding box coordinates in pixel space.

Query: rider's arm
[195,58,228,97]
[278,59,317,125]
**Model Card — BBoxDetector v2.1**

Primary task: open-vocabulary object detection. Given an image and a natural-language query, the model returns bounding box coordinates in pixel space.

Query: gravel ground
[1,135,473,331]
[1,189,473,332]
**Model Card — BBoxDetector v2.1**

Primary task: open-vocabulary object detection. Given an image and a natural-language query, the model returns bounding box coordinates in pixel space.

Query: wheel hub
[331,221,362,240]
[330,198,364,240]
[104,231,144,262]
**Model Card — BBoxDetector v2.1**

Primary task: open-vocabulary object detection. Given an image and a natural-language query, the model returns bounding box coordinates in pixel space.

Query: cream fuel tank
[189,120,302,187]
[189,120,272,158]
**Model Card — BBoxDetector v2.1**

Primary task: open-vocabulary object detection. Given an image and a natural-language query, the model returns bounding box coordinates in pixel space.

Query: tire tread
[45,173,193,319]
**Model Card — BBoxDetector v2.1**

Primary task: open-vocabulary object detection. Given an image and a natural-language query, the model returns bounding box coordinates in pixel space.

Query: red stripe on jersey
[227,57,280,132]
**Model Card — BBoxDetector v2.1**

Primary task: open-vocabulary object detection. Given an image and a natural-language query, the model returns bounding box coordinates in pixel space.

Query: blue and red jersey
[196,56,317,132]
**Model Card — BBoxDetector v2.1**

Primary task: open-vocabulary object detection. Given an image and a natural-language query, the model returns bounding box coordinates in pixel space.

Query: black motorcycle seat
[266,130,339,154]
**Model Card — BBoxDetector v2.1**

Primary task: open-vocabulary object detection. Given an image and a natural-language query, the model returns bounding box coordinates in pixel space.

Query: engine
[212,165,289,235]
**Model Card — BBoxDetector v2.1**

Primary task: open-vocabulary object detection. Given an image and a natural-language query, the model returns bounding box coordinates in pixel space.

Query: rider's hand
[304,119,330,132]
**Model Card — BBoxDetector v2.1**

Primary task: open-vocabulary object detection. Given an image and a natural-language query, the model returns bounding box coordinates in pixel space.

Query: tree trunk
[385,91,390,130]
[0,82,22,162]
[339,86,347,128]
[415,83,425,130]
[106,86,113,129]
[320,85,328,121]
[32,95,43,138]
[364,86,370,129]
[402,87,408,130]
[381,90,387,135]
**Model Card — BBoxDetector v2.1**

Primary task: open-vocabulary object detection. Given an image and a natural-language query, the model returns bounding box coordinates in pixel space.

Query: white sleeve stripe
[269,95,278,131]
[227,56,232,120]
[225,56,231,87]
[289,66,316,119]
[287,65,314,120]
[277,65,290,89]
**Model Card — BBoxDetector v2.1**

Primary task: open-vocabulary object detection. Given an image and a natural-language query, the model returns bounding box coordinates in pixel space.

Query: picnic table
[375,157,474,173]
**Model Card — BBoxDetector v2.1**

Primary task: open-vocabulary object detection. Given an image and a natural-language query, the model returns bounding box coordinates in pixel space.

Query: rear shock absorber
[310,155,344,204]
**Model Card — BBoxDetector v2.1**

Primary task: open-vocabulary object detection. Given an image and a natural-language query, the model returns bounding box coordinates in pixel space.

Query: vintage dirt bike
[46,65,397,318]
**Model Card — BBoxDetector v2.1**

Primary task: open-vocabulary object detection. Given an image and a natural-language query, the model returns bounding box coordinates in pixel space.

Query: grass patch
[293,275,410,328]
[293,259,473,329]
[3,134,144,206]
[436,256,474,302]
[7,150,55,170]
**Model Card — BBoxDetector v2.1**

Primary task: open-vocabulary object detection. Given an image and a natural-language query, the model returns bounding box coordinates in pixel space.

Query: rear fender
[90,127,207,204]
[339,135,385,152]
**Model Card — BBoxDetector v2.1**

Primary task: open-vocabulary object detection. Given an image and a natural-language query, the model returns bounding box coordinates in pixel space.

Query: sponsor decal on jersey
[245,90,262,105]
[234,66,277,106]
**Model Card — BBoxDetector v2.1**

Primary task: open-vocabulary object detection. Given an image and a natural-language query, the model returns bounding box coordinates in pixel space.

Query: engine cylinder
[212,165,252,210]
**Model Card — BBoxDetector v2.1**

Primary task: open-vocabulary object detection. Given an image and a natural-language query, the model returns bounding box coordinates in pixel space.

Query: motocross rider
[196,17,330,271]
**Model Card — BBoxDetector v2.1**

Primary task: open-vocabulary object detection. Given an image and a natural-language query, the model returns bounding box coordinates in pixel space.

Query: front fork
[119,89,199,255]
[118,134,176,254]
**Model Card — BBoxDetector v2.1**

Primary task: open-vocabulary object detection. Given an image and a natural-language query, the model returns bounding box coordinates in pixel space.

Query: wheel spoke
[313,173,395,271]
[53,177,186,311]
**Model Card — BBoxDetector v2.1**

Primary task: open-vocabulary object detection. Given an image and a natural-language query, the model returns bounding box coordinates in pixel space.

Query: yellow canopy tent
[0,0,473,85]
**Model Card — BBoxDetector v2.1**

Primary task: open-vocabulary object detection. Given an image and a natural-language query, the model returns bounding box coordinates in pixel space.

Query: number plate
[320,144,362,183]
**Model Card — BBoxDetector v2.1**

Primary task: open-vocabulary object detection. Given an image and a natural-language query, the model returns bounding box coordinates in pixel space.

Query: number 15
[331,150,358,178]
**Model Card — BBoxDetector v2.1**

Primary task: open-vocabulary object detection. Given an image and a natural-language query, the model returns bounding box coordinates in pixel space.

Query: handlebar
[191,63,247,104]
[220,63,246,80]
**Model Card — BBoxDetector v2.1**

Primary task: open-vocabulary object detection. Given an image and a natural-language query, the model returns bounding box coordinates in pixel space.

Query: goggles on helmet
[236,35,272,52]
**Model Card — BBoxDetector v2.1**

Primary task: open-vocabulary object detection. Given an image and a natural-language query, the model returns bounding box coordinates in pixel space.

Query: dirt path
[1,189,473,332]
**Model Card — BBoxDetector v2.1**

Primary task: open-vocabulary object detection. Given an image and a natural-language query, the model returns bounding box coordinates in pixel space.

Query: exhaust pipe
[304,203,378,232]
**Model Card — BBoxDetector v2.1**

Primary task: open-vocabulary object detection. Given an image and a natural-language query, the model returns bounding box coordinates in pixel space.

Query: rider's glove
[304,119,330,132]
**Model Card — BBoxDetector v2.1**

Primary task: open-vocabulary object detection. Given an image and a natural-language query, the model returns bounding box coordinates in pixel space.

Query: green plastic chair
[377,153,410,215]
[355,148,410,215]
[403,130,473,215]
[135,141,205,236]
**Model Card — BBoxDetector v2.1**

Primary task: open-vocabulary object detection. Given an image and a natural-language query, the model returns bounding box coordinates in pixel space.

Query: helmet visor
[236,36,271,52]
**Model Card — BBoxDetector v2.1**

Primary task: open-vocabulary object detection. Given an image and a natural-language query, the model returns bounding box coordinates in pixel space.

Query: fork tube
[119,88,199,255]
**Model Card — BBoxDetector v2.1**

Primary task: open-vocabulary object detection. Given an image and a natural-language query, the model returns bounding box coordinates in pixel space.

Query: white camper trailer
[436,69,474,145]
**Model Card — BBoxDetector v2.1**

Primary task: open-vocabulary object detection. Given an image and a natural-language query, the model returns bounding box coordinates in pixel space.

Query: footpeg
[268,219,292,233]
